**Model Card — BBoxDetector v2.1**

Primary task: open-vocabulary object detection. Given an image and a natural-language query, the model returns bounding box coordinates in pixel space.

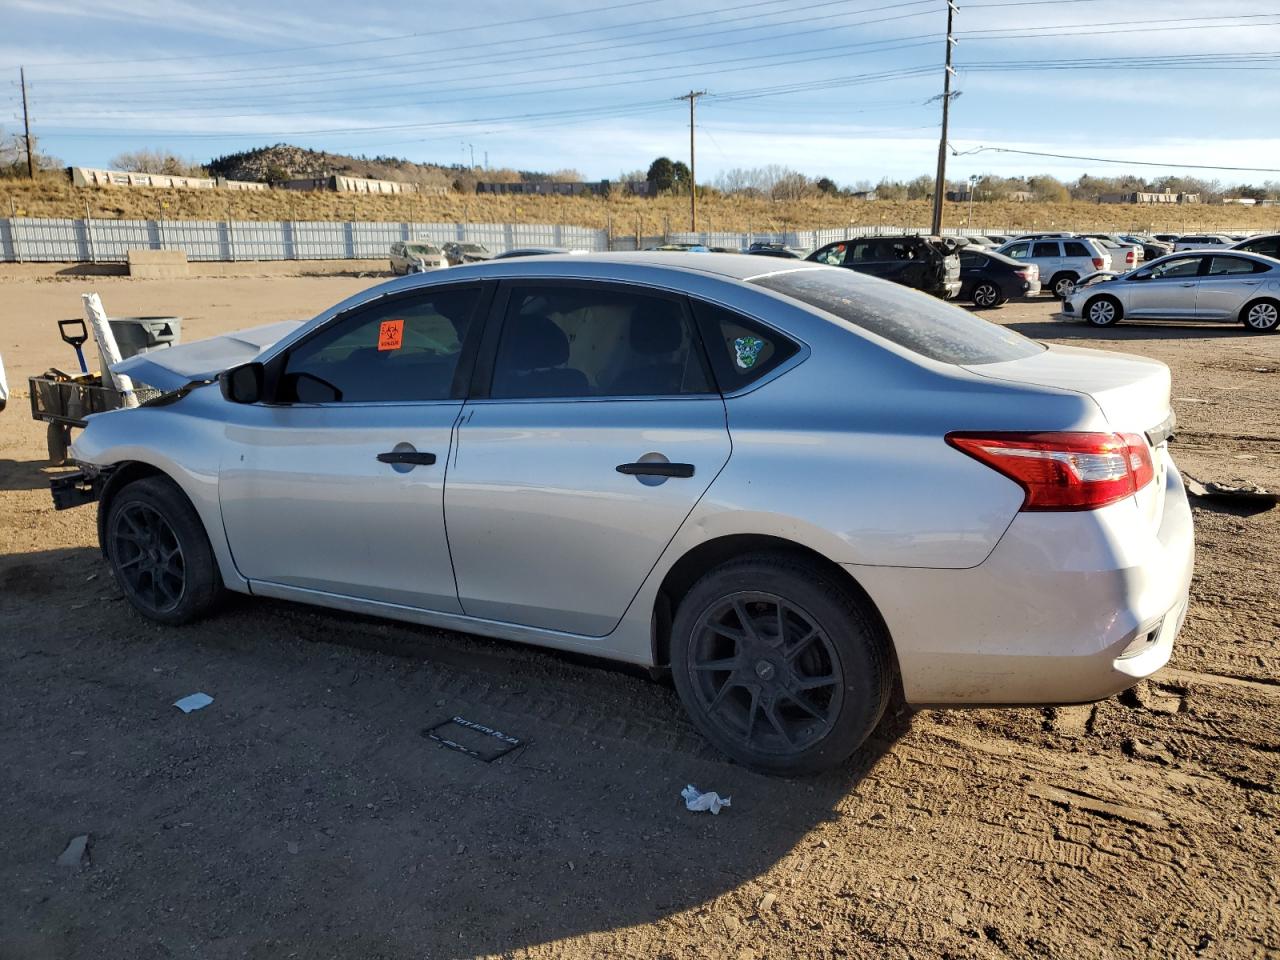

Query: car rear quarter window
[1207,256,1268,276]
[751,269,1043,365]
[690,300,799,392]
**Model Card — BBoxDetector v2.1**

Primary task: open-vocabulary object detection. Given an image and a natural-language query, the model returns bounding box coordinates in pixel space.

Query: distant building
[475,180,650,197]
[848,190,877,201]
[69,166,267,191]
[280,175,424,194]
[1099,191,1200,205]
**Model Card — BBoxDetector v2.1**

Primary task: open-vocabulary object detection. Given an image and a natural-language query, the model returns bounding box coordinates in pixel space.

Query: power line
[1,0,667,70]
[951,145,1280,174]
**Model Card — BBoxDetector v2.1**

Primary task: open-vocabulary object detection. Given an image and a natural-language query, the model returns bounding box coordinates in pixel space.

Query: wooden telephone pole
[677,90,707,232]
[20,67,35,178]
[930,3,958,235]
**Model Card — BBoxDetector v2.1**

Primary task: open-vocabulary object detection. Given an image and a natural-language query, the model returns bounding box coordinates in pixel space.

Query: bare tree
[110,149,207,178]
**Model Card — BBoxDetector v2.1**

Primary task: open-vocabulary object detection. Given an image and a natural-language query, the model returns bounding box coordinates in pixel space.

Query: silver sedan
[55,254,1194,774]
[1062,250,1280,331]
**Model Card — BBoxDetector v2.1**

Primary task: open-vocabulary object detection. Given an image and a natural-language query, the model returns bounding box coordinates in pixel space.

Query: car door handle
[1180,282,1196,287]
[1241,280,1262,285]
[377,451,437,465]
[616,462,695,478]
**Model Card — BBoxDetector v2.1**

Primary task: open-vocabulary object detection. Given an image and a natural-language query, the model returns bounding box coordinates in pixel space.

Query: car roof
[1147,249,1278,267]
[381,251,825,284]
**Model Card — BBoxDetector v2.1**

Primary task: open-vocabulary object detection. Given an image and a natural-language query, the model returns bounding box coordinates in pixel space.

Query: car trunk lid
[961,344,1173,525]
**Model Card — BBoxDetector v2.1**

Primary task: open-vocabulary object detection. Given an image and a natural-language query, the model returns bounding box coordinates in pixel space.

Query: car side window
[1149,257,1202,280]
[1062,241,1092,258]
[1003,242,1029,259]
[490,285,712,399]
[848,241,876,262]
[1032,242,1059,258]
[959,251,986,269]
[279,287,479,403]
[1207,256,1262,276]
[814,243,847,265]
[690,299,799,393]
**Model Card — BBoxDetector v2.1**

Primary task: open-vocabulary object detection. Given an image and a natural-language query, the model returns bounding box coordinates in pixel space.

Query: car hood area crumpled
[111,320,303,392]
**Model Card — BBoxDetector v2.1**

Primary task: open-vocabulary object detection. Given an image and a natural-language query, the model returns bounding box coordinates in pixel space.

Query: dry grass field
[3,177,1279,236]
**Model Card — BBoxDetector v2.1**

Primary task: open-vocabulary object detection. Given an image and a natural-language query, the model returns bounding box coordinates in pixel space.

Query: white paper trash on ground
[174,693,213,713]
[682,784,731,815]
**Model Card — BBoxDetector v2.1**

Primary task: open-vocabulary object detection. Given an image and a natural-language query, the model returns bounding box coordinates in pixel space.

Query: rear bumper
[851,462,1195,706]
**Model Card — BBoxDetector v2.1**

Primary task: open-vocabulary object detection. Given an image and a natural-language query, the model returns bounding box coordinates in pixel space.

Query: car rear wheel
[1085,295,1123,327]
[105,476,222,625]
[1049,273,1078,299]
[1241,299,1280,332]
[971,282,1005,309]
[670,555,892,775]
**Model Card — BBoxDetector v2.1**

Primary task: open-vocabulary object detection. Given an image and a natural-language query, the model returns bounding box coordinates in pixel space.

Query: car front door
[445,280,731,637]
[1124,255,1203,318]
[1196,255,1266,319]
[218,283,488,611]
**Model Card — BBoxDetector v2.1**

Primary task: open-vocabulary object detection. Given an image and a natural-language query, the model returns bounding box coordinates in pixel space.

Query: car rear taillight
[1015,266,1038,281]
[1092,257,1105,269]
[946,432,1155,511]
[1125,251,1135,263]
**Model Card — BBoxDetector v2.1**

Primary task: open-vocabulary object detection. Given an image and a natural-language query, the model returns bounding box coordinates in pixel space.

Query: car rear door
[1030,240,1063,278]
[444,279,731,637]
[218,283,488,611]
[1196,255,1266,319]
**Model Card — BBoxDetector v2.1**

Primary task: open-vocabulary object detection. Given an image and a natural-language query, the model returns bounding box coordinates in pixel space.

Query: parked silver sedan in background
[1062,250,1280,331]
[54,254,1194,774]
[389,241,449,275]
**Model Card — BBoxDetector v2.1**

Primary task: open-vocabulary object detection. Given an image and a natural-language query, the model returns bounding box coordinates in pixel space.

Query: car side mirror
[220,362,264,404]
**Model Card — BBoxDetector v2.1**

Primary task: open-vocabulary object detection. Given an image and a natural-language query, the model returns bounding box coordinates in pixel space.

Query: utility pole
[930,3,958,234]
[20,67,35,179]
[677,90,707,232]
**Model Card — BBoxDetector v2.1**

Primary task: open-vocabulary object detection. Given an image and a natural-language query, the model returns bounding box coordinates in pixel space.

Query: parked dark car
[1230,234,1280,259]
[745,242,805,259]
[807,235,962,299]
[958,248,1043,307]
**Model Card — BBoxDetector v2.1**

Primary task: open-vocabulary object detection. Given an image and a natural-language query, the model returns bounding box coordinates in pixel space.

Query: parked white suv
[1081,233,1143,270]
[996,237,1111,298]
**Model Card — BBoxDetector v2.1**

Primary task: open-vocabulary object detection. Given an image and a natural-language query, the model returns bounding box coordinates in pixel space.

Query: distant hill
[206,144,465,189]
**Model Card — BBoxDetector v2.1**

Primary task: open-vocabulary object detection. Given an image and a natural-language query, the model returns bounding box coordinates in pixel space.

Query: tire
[1084,295,1123,327]
[971,281,1005,309]
[1049,273,1078,300]
[104,476,222,625]
[669,554,893,776]
[1241,298,1280,332]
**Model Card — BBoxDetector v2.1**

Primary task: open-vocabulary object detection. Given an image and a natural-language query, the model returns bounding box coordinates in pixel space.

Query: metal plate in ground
[423,715,524,762]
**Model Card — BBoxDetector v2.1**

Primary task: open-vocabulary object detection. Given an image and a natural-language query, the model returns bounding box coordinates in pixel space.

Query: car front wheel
[670,555,893,775]
[105,476,223,625]
[1085,295,1122,327]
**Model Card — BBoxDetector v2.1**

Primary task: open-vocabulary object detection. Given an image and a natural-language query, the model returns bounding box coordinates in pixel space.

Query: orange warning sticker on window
[378,318,405,351]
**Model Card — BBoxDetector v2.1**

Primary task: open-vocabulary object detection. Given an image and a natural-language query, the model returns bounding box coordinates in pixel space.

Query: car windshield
[752,269,1044,365]
[459,244,488,254]
[405,244,440,256]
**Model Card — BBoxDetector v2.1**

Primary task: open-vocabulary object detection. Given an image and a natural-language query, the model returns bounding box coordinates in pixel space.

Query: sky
[2,0,1280,186]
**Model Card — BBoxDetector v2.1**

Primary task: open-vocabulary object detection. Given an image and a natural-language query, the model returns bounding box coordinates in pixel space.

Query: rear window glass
[690,300,800,391]
[751,269,1044,365]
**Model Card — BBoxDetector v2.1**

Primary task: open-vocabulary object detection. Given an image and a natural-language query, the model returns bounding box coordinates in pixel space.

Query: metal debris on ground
[56,834,90,869]
[682,784,731,814]
[1183,475,1278,509]
[173,692,214,713]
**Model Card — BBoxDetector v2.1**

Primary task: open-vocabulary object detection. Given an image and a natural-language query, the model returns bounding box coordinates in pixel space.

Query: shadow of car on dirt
[1,547,911,958]
[0,457,66,492]
[1008,318,1263,342]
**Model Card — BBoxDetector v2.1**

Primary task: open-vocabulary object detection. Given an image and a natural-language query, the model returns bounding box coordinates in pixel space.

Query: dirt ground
[1,272,1277,960]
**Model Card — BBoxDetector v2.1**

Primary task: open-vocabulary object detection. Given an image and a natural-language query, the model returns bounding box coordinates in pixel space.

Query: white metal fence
[0,218,612,263]
[5,218,1272,264]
